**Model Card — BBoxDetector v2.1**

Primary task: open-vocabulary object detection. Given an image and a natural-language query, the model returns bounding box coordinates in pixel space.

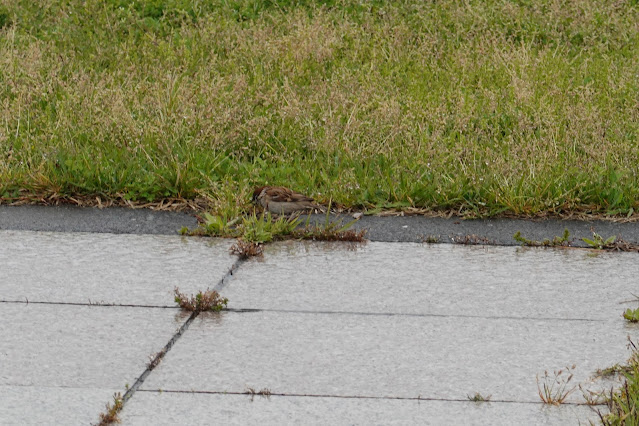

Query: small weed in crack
[537,365,576,405]
[245,386,271,401]
[624,307,639,323]
[147,349,166,370]
[230,240,264,259]
[95,392,123,425]
[513,229,571,247]
[451,234,494,245]
[467,392,491,402]
[174,288,228,312]
[421,235,440,244]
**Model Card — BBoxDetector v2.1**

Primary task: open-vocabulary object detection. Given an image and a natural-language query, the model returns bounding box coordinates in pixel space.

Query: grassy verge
[599,340,639,425]
[2,0,639,217]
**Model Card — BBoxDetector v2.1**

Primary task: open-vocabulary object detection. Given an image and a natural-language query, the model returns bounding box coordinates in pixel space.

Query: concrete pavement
[2,206,638,424]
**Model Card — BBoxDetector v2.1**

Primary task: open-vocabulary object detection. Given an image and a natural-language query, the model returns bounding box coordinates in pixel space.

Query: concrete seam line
[135,389,603,407]
[0,299,177,309]
[223,307,607,323]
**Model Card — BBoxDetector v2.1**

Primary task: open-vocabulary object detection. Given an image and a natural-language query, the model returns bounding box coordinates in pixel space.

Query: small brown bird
[252,186,321,215]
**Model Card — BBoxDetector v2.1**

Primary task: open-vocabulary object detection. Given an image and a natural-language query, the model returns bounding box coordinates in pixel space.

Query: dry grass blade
[230,240,264,258]
[174,288,228,312]
[245,387,272,401]
[536,365,577,405]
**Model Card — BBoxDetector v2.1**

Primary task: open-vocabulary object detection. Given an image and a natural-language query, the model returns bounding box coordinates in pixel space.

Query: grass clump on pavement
[95,392,123,425]
[2,1,639,217]
[536,365,576,405]
[174,288,228,312]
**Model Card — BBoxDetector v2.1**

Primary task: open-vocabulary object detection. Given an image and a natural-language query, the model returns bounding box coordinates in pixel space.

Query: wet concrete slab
[222,241,637,320]
[1,303,186,388]
[140,310,628,404]
[0,385,120,426]
[0,230,235,306]
[120,391,599,425]
[0,303,187,424]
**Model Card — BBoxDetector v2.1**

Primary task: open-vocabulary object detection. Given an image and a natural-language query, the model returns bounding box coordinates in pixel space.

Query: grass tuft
[3,1,639,217]
[174,287,228,312]
[536,365,576,405]
[230,239,264,258]
[513,229,571,247]
[467,392,491,402]
[598,339,639,425]
[95,392,123,425]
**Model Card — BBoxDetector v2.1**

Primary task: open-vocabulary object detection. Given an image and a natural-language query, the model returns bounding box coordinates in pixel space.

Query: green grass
[2,0,639,217]
[599,340,639,425]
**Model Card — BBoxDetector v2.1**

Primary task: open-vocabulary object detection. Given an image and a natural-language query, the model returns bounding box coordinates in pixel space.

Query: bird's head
[252,186,266,203]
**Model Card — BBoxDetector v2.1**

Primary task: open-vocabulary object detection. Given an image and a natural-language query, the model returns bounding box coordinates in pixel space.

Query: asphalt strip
[1,204,639,247]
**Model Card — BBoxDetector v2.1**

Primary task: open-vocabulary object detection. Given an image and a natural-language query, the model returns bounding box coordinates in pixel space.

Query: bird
[252,186,322,215]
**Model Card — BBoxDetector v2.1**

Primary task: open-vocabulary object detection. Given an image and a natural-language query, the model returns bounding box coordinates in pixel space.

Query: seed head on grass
[537,365,577,405]
[174,288,228,312]
[96,392,123,425]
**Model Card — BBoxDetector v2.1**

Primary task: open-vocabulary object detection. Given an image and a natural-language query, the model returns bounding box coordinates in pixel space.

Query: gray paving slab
[222,241,638,320]
[0,230,235,306]
[0,385,120,426]
[120,391,599,425]
[1,303,186,388]
[0,303,188,424]
[140,310,628,404]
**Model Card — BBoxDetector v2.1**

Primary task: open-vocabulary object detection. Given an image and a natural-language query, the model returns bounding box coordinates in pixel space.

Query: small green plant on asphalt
[467,392,491,402]
[184,207,366,244]
[624,308,639,323]
[186,212,242,238]
[292,206,366,242]
[240,212,300,243]
[95,392,123,426]
[513,229,571,247]
[583,231,617,249]
[598,339,639,425]
[422,235,440,244]
[537,365,576,405]
[174,288,228,312]
[451,234,493,245]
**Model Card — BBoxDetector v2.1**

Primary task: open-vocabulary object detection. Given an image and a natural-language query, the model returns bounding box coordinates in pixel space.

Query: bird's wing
[269,186,314,203]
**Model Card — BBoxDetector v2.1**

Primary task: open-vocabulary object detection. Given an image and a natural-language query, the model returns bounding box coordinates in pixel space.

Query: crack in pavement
[95,258,246,417]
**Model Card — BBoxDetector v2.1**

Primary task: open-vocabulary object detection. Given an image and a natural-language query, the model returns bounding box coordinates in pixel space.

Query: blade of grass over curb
[2,1,639,217]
